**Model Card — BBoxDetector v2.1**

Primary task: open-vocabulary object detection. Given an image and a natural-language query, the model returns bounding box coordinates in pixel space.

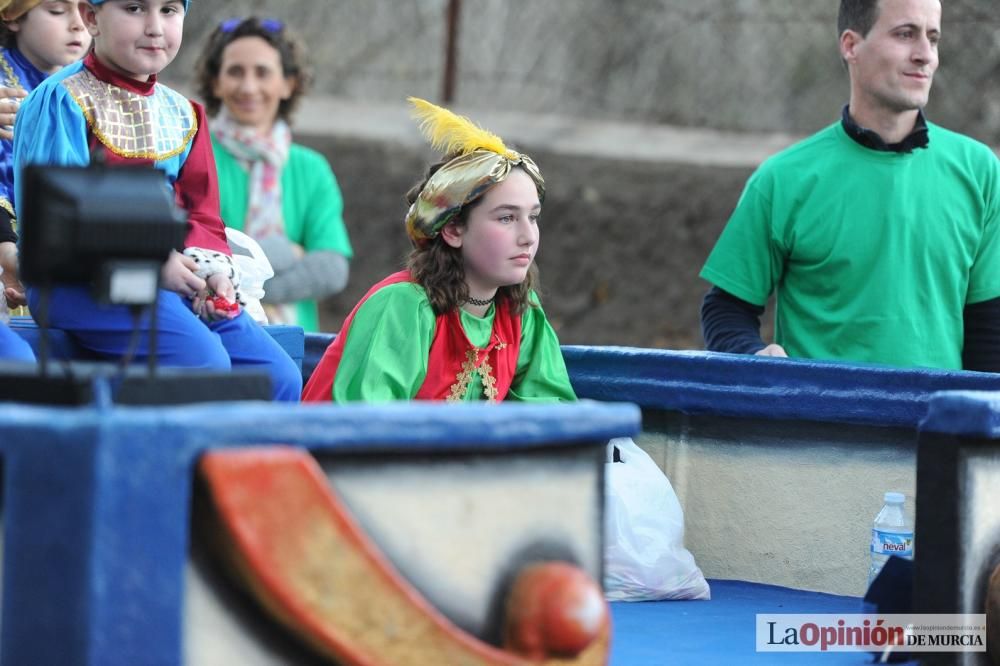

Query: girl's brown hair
[0,22,15,49]
[405,159,539,316]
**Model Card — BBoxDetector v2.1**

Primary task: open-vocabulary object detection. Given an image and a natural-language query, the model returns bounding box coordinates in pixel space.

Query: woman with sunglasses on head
[195,17,352,332]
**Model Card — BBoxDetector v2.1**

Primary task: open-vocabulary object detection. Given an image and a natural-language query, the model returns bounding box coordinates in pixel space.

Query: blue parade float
[0,319,995,665]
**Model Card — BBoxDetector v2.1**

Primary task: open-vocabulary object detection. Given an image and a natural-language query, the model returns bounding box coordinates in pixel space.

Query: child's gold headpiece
[404,97,544,244]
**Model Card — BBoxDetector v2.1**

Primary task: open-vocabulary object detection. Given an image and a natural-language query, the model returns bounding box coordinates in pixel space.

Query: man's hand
[755,343,789,358]
[161,250,206,298]
[0,87,28,141]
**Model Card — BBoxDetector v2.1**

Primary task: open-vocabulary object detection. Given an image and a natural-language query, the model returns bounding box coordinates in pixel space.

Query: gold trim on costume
[0,53,19,225]
[446,343,502,403]
[448,349,479,402]
[0,52,21,90]
[62,68,197,160]
[479,356,499,401]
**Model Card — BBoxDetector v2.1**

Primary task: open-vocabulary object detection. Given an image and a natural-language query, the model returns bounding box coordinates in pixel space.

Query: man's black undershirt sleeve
[703,287,1000,370]
[963,296,1000,372]
[700,286,767,354]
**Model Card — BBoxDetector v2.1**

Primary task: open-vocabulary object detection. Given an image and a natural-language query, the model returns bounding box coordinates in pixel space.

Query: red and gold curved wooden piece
[198,447,610,665]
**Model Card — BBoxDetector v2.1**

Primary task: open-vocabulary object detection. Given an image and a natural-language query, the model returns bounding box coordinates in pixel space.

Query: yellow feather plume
[408,97,512,158]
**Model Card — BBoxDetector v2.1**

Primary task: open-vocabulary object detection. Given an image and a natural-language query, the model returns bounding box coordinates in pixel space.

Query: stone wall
[172,0,1000,142]
[167,1,1000,347]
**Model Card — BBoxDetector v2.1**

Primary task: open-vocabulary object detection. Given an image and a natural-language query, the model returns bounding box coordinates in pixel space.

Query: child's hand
[2,278,25,308]
[161,250,206,298]
[0,241,25,307]
[210,295,240,314]
[0,87,27,141]
[195,273,239,321]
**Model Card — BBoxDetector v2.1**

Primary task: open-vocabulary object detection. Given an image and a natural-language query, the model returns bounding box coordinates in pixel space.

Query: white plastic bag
[225,228,274,325]
[604,437,710,601]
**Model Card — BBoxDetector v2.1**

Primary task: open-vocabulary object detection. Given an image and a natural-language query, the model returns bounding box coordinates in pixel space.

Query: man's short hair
[838,0,881,38]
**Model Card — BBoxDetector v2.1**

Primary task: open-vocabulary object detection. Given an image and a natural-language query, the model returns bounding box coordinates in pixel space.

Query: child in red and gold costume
[13,0,301,400]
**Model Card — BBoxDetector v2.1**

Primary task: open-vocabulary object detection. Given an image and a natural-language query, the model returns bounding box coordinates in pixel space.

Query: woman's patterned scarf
[211,108,291,243]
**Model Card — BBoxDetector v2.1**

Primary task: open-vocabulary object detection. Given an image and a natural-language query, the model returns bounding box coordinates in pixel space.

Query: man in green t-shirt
[700,0,1000,371]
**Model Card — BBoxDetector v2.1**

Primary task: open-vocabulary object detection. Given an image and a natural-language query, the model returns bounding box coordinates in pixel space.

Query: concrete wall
[170,0,1000,144]
[166,2,1000,348]
[638,412,915,598]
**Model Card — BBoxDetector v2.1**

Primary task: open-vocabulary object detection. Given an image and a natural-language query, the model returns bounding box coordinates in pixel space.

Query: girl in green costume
[303,99,575,403]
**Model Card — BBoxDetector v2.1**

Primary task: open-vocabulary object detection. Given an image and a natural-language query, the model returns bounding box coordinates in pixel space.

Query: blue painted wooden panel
[560,345,1000,429]
[302,335,1000,429]
[921,390,1000,438]
[18,327,997,429]
[0,394,638,665]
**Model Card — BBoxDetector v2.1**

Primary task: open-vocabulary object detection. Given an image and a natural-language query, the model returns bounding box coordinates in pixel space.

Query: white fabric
[224,228,274,325]
[182,246,245,305]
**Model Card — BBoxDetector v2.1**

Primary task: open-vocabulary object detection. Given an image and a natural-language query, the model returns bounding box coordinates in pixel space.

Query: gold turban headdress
[404,97,544,244]
[1,0,43,21]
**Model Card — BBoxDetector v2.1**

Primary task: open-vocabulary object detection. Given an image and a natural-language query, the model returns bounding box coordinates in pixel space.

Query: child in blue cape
[13,0,301,398]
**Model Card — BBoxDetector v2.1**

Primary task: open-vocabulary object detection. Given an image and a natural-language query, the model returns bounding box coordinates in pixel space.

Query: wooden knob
[504,561,608,659]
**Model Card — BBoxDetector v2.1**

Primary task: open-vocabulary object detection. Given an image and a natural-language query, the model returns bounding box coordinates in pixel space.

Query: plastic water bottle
[868,491,914,587]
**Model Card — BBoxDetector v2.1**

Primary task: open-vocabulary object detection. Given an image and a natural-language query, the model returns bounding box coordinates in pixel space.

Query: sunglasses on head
[219,17,284,34]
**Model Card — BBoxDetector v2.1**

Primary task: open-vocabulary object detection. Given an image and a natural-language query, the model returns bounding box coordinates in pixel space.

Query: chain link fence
[174,0,999,144]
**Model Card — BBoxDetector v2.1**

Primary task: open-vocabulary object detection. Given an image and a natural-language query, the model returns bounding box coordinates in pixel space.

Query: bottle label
[871,528,914,558]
